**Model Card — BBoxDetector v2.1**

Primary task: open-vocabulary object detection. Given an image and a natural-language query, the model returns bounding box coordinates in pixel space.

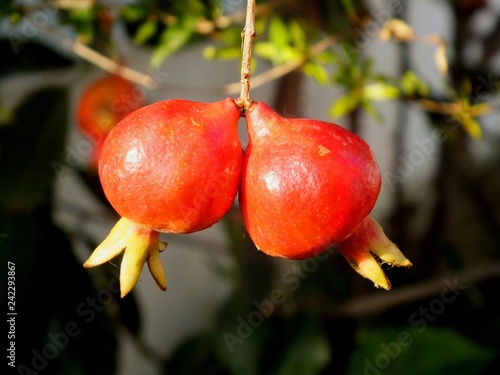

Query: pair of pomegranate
[83,97,411,297]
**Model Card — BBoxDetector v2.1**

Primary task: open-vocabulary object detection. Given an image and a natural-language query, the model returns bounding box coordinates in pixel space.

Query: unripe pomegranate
[84,98,242,296]
[76,73,144,170]
[239,102,410,289]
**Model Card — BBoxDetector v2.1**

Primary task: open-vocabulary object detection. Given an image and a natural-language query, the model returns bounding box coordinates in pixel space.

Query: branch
[235,0,256,111]
[326,261,500,318]
[67,40,157,88]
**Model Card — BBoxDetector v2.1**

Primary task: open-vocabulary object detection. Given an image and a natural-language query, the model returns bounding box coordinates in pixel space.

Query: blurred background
[1,0,500,374]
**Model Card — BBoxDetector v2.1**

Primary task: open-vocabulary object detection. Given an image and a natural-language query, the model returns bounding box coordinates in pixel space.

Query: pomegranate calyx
[337,216,411,290]
[83,217,167,297]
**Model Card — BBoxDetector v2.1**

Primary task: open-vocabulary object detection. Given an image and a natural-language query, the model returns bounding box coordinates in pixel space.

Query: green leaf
[289,20,307,52]
[150,14,198,68]
[253,42,278,61]
[121,3,150,22]
[347,325,496,375]
[361,99,384,123]
[400,70,429,97]
[133,18,158,45]
[460,117,482,139]
[303,61,330,85]
[330,92,359,118]
[269,16,290,49]
[203,45,242,60]
[315,50,338,64]
[65,7,97,44]
[362,82,400,101]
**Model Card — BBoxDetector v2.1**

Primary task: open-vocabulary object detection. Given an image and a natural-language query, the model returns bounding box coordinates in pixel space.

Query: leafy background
[1,0,500,374]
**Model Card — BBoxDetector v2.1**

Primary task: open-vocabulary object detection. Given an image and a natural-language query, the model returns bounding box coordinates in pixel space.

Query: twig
[235,0,256,111]
[326,261,500,318]
[226,36,336,95]
[68,39,156,88]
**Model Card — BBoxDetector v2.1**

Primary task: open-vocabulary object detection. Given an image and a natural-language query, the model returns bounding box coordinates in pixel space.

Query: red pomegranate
[84,98,242,296]
[240,101,380,258]
[239,102,410,288]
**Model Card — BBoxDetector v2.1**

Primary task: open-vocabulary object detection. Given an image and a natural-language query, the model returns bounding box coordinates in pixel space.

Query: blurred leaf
[289,20,307,52]
[460,117,482,139]
[303,62,330,85]
[134,18,158,45]
[315,50,337,64]
[64,7,98,44]
[400,70,429,97]
[361,99,384,123]
[0,87,69,211]
[379,19,415,41]
[435,42,449,76]
[347,325,496,375]
[330,92,359,118]
[204,45,242,60]
[220,26,245,45]
[150,14,198,68]
[253,42,279,61]
[469,102,490,117]
[269,16,290,50]
[121,2,152,22]
[363,82,400,101]
[0,103,14,126]
[272,314,331,375]
[340,0,357,19]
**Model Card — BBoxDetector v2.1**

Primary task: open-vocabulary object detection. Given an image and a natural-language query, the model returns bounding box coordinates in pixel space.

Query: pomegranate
[239,102,410,289]
[84,98,242,296]
[76,73,144,170]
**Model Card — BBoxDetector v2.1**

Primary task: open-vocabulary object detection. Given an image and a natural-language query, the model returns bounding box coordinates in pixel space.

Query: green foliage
[347,325,496,375]
[151,14,199,68]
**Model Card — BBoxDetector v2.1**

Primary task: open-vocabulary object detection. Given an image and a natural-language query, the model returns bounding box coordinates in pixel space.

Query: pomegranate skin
[239,102,381,259]
[99,98,242,233]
